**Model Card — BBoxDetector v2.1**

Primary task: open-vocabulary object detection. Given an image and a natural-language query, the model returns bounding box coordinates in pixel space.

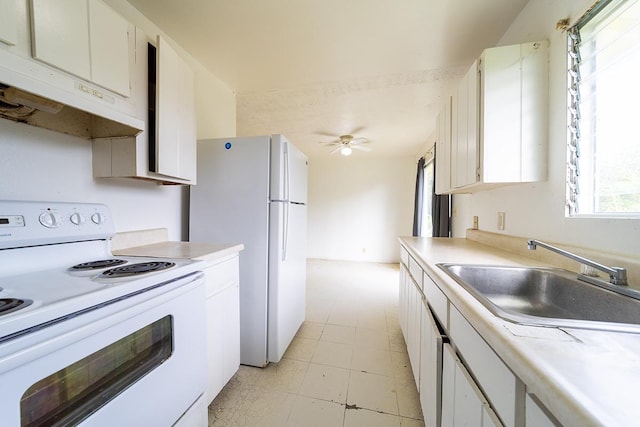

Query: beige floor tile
[344,407,402,427]
[391,350,416,386]
[296,321,325,340]
[355,327,390,350]
[252,358,309,393]
[347,370,399,415]
[208,376,253,426]
[299,363,350,403]
[312,340,353,369]
[283,336,319,362]
[327,308,358,327]
[351,346,393,376]
[389,333,407,352]
[401,417,426,427]
[209,260,422,426]
[286,395,345,427]
[396,380,424,419]
[227,387,296,427]
[321,324,356,344]
[357,312,389,330]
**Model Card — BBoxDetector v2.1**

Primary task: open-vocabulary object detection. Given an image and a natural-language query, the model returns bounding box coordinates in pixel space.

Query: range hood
[0,82,143,139]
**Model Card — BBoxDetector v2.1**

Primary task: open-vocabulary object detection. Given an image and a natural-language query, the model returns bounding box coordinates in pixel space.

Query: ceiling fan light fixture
[340,146,353,156]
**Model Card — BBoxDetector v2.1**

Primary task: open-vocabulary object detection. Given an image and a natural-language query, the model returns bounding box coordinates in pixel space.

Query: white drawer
[203,255,239,298]
[450,306,518,427]
[408,256,423,291]
[423,272,448,331]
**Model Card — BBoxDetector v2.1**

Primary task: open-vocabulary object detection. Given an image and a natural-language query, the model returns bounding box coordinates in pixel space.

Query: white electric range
[0,200,207,427]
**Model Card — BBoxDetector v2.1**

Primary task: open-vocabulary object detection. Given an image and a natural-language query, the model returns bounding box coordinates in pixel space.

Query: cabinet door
[155,36,196,182]
[0,0,19,45]
[452,61,478,188]
[442,343,499,427]
[420,302,443,427]
[88,0,130,96]
[31,0,91,80]
[525,394,559,427]
[435,96,452,194]
[203,257,241,403]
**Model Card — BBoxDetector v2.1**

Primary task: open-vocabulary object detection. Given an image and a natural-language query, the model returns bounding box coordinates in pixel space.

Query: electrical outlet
[497,212,505,230]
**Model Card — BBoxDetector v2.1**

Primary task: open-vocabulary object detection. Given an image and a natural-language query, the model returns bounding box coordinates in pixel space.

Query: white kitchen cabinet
[0,0,19,46]
[525,394,559,427]
[441,343,503,427]
[443,41,548,193]
[407,273,422,387]
[30,0,131,97]
[88,0,131,96]
[202,254,241,404]
[435,95,452,195]
[451,61,478,189]
[420,299,444,427]
[152,35,197,182]
[92,30,196,185]
[450,305,518,427]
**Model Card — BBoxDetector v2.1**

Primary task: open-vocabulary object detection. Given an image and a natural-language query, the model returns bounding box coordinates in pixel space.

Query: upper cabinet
[92,33,197,185]
[436,41,548,194]
[435,95,452,194]
[0,0,20,46]
[152,36,196,182]
[30,0,131,97]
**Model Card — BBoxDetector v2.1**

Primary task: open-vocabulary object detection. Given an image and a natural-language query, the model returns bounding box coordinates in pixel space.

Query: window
[567,0,640,216]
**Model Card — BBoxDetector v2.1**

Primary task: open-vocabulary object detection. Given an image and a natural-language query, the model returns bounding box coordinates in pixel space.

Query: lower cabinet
[202,254,241,404]
[399,246,544,427]
[420,299,444,427]
[441,343,502,427]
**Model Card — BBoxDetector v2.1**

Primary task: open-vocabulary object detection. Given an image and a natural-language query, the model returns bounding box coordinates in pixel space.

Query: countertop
[400,236,640,427]
[113,241,244,264]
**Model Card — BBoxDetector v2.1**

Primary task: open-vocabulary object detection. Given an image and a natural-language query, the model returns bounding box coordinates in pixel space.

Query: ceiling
[127,0,529,159]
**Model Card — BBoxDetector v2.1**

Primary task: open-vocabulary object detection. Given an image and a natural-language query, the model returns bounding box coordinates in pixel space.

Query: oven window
[20,315,173,427]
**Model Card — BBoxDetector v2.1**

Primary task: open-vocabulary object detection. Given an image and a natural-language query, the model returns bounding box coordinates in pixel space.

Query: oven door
[0,272,206,427]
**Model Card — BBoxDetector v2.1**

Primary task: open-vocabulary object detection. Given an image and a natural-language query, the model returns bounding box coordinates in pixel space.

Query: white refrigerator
[189,134,308,367]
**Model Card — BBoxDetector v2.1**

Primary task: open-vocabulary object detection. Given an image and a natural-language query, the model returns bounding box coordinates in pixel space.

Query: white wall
[308,155,415,263]
[0,1,235,241]
[451,0,640,258]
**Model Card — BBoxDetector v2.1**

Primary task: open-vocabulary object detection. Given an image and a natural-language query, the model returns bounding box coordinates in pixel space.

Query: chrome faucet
[527,239,628,286]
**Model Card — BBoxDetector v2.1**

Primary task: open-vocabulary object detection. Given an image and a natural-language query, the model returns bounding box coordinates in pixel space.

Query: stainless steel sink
[438,264,640,333]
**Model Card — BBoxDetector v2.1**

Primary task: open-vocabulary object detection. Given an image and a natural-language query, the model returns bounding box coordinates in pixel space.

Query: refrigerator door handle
[282,201,289,261]
[284,142,290,202]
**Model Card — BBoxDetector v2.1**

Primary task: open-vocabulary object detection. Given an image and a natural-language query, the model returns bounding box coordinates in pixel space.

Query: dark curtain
[412,157,425,236]
[432,153,451,237]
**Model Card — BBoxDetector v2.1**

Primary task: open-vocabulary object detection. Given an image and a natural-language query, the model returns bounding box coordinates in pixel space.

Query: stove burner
[100,261,176,278]
[70,259,128,271]
[0,298,33,316]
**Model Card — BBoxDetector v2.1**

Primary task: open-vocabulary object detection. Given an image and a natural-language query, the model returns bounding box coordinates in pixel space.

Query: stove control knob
[39,212,61,228]
[91,212,105,225]
[70,212,85,225]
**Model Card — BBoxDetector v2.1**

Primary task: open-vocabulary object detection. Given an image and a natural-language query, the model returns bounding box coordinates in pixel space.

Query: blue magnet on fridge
[225,142,232,149]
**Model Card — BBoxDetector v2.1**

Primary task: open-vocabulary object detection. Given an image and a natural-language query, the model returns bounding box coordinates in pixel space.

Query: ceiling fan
[318,134,371,156]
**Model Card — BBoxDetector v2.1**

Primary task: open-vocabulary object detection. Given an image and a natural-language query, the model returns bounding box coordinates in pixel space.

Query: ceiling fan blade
[314,131,339,138]
[352,145,372,152]
[317,139,341,146]
[329,145,343,154]
[348,126,366,135]
[350,137,369,145]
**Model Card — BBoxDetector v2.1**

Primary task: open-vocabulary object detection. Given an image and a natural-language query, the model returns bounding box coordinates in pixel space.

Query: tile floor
[208,259,425,427]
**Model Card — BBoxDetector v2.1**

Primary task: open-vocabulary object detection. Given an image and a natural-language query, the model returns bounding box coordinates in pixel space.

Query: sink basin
[437,264,640,333]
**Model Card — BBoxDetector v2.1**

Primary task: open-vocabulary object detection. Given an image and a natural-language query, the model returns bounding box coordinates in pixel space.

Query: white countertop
[400,236,640,427]
[114,241,244,263]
